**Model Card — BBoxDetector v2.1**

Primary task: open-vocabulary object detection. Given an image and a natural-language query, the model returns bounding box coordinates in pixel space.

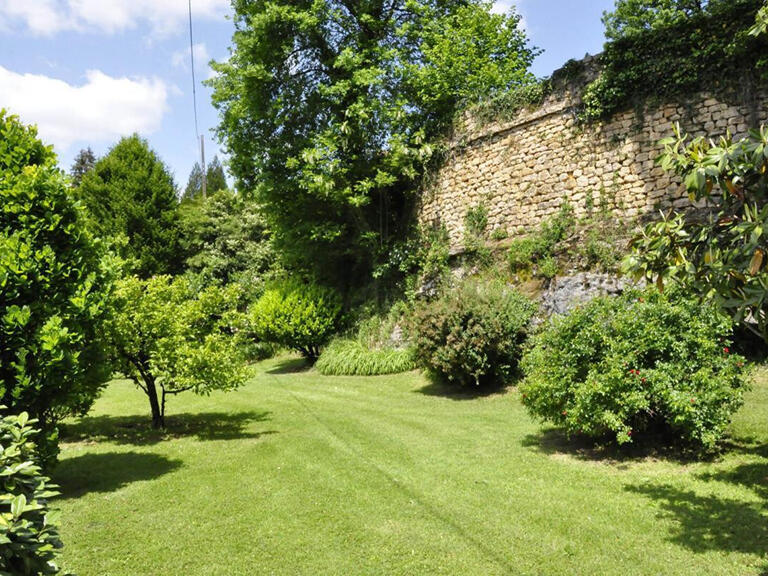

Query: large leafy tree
[77,135,182,278]
[602,0,708,40]
[0,110,112,464]
[105,275,247,429]
[209,0,536,288]
[179,188,276,293]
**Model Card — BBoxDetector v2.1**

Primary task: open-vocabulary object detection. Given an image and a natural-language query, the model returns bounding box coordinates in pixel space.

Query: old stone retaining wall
[418,58,768,251]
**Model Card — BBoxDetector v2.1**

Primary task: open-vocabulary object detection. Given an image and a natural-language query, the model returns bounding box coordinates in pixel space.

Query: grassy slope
[55,358,768,575]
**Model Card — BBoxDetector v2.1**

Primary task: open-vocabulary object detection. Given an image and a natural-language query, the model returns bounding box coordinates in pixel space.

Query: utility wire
[188,0,207,197]
[188,0,200,141]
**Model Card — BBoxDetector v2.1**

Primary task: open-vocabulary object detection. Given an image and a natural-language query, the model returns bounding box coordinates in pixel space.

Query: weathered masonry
[418,57,768,251]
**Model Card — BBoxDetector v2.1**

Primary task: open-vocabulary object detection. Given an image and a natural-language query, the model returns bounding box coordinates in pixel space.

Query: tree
[624,124,768,344]
[69,146,96,188]
[209,0,536,289]
[105,275,247,429]
[206,156,227,194]
[182,156,228,201]
[179,188,276,293]
[77,135,182,278]
[602,0,707,41]
[183,162,204,201]
[0,110,112,464]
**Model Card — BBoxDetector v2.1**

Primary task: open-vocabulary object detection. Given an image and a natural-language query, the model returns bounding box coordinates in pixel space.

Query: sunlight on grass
[54,358,768,575]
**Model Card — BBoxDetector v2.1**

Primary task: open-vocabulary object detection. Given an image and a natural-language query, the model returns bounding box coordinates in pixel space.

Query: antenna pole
[201,135,207,199]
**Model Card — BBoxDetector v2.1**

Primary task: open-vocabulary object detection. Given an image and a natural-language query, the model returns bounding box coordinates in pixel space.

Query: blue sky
[0,0,615,189]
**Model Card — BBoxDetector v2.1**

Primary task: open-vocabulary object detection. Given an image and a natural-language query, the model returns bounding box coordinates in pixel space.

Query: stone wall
[418,58,768,252]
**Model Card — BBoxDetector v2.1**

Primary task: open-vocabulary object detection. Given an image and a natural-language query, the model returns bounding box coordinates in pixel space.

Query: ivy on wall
[582,0,767,122]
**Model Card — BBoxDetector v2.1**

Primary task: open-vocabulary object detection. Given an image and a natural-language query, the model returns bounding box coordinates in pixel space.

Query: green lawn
[54,357,768,575]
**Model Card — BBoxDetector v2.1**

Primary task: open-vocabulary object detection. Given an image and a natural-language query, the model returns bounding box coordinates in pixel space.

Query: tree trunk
[145,376,165,429]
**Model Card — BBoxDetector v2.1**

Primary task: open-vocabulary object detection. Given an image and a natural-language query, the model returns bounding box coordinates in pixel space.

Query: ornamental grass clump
[412,280,536,388]
[520,289,748,450]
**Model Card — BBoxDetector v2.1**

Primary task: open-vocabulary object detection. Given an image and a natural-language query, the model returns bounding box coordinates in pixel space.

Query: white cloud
[0,66,169,150]
[0,0,229,36]
[172,42,210,70]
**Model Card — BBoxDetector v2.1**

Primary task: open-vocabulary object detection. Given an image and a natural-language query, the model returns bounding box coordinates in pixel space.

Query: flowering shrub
[520,290,748,450]
[412,280,536,388]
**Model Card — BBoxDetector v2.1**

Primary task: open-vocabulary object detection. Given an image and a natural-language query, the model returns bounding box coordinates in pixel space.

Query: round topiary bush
[249,279,342,361]
[520,289,748,450]
[412,280,536,388]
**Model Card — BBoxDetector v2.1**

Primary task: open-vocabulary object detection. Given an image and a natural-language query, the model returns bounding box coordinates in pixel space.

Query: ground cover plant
[412,280,536,388]
[521,289,748,450]
[52,357,768,575]
[316,304,416,376]
[315,339,415,376]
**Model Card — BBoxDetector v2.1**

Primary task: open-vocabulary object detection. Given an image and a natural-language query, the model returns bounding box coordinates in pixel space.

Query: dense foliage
[105,275,247,429]
[0,410,66,575]
[584,0,766,121]
[249,280,342,361]
[625,125,768,343]
[77,135,182,278]
[412,280,535,388]
[521,290,747,450]
[179,189,276,293]
[0,110,111,464]
[210,0,536,289]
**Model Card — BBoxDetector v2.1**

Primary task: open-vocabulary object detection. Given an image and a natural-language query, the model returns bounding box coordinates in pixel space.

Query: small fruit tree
[105,275,247,429]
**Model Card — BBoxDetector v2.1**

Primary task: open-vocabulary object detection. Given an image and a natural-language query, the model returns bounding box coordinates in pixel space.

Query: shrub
[1,110,112,465]
[0,409,66,574]
[508,201,574,275]
[316,340,415,376]
[249,280,342,361]
[412,280,536,388]
[520,290,748,450]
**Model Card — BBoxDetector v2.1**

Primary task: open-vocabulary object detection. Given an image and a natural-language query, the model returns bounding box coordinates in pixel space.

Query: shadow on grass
[416,381,510,401]
[60,411,275,446]
[524,424,768,564]
[54,451,183,500]
[267,357,313,375]
[625,482,768,557]
[519,426,747,465]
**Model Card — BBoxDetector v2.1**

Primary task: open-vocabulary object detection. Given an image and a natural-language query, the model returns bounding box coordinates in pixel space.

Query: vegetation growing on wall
[583,0,767,121]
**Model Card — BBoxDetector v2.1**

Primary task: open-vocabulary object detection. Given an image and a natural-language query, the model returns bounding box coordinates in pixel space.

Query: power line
[187,0,206,198]
[188,0,200,140]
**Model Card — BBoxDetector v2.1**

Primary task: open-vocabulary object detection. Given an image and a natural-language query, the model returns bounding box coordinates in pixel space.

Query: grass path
[55,357,768,575]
